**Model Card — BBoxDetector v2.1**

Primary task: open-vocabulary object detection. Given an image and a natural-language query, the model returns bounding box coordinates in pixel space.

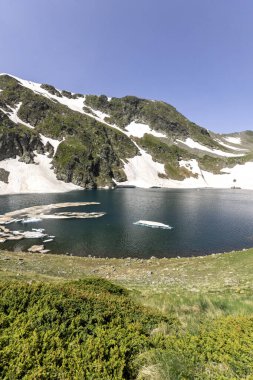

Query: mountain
[0,73,252,193]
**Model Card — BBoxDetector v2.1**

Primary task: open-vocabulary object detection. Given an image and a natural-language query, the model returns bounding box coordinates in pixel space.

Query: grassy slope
[1,248,253,379]
[1,248,253,318]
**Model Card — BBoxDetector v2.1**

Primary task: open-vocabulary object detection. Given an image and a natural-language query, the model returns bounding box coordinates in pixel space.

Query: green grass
[54,137,88,167]
[138,315,253,379]
[1,248,253,321]
[1,248,253,379]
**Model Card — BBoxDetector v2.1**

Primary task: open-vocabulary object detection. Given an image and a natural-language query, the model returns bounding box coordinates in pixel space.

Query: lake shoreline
[1,247,253,295]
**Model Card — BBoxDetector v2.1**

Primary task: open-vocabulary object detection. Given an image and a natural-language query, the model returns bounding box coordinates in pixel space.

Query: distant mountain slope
[0,73,252,193]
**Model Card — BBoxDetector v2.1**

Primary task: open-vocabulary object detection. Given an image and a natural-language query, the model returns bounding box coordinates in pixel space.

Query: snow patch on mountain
[175,160,253,189]
[177,138,244,157]
[39,134,63,155]
[179,159,206,180]
[224,136,241,145]
[55,95,86,113]
[119,148,166,188]
[1,74,87,114]
[91,109,110,121]
[119,153,253,189]
[202,162,253,189]
[215,139,248,151]
[125,122,167,138]
[0,154,82,194]
[1,102,35,129]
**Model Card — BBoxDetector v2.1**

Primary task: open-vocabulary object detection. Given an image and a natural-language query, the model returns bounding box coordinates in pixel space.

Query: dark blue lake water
[1,188,253,258]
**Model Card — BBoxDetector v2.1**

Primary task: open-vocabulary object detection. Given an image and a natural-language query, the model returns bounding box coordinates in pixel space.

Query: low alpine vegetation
[0,278,169,380]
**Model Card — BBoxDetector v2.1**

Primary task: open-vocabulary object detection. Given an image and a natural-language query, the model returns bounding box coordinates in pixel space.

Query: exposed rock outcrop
[45,142,54,157]
[0,130,44,161]
[0,168,9,183]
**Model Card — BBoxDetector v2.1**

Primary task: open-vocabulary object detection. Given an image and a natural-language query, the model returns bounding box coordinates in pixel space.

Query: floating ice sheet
[134,220,173,229]
[22,231,47,239]
[21,218,42,224]
[0,202,104,225]
[43,238,54,243]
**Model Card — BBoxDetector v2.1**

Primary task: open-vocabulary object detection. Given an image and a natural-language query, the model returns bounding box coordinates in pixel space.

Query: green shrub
[0,279,169,380]
[138,316,253,380]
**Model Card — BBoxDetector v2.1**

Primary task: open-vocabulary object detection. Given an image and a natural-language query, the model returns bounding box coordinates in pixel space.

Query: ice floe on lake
[0,202,104,224]
[134,220,173,229]
[22,218,42,224]
[0,201,106,252]
[22,231,47,239]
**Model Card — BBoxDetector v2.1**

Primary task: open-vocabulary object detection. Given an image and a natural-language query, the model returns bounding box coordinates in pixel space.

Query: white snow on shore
[118,151,253,189]
[187,160,253,189]
[177,161,253,189]
[0,155,82,194]
[177,137,244,157]
[120,148,167,188]
[125,122,167,138]
[201,162,253,189]
[224,136,241,145]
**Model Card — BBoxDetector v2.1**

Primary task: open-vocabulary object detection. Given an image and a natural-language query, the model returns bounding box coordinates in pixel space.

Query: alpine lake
[1,188,253,259]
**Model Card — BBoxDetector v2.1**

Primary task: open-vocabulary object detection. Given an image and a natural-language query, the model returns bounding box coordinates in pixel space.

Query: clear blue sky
[0,0,253,133]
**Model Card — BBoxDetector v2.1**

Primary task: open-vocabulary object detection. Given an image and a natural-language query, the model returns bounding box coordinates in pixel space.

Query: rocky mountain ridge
[0,73,252,193]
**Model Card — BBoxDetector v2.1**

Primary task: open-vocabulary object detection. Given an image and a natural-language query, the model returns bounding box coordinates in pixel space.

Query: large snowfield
[0,155,81,194]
